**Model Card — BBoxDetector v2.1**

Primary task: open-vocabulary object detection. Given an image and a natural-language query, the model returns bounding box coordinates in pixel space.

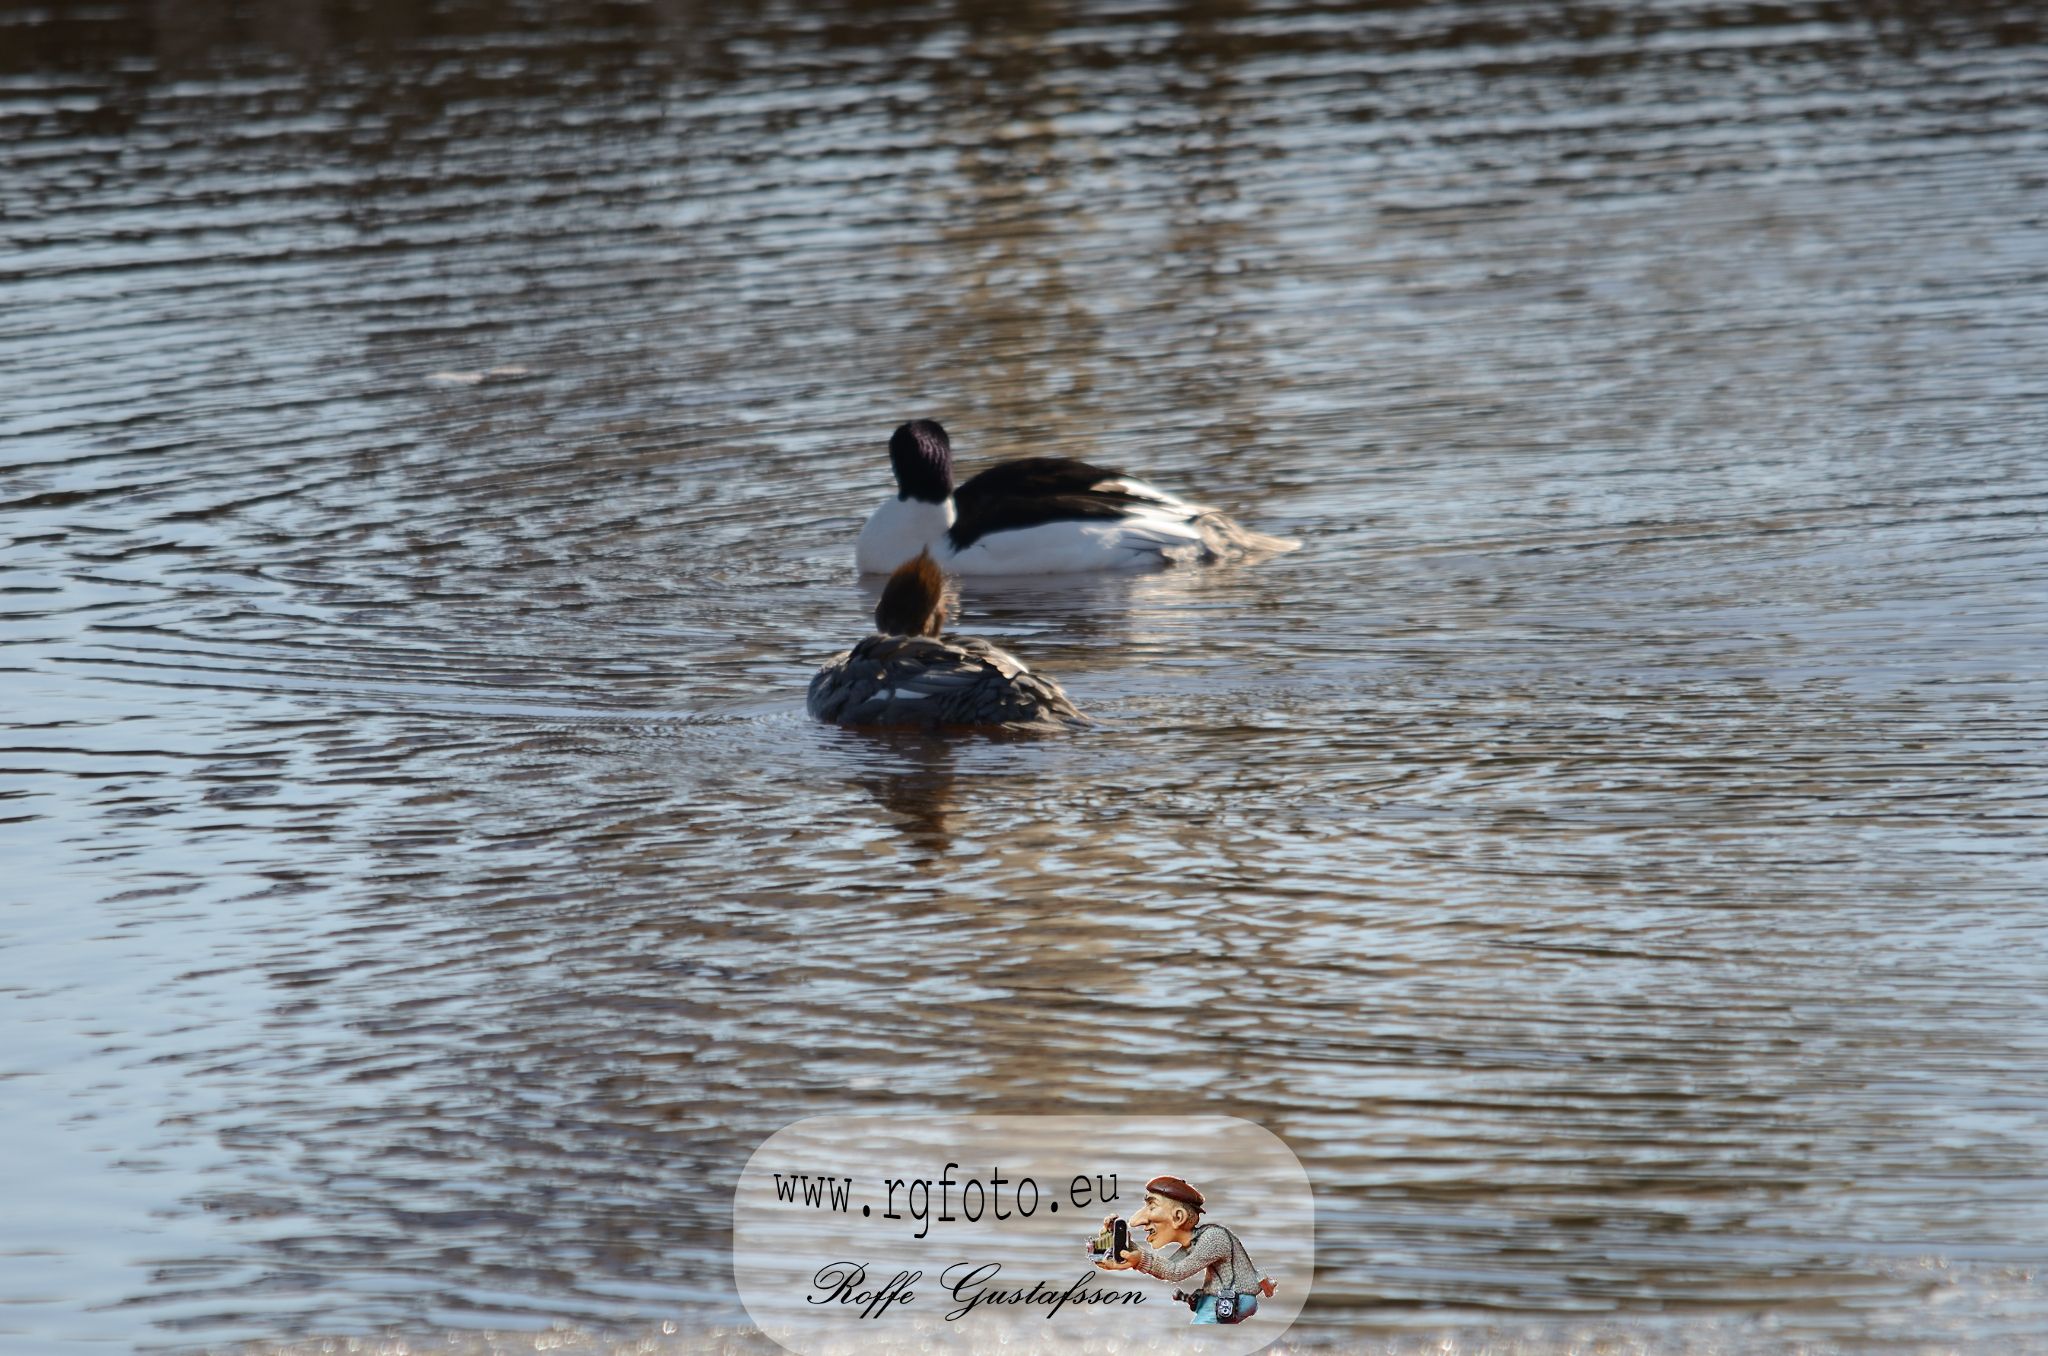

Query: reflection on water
[4,0,2047,1351]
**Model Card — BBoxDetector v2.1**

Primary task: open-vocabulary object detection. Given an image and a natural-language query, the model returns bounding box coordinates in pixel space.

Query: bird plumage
[807,633,1087,731]
[855,420,1298,576]
[808,550,1089,732]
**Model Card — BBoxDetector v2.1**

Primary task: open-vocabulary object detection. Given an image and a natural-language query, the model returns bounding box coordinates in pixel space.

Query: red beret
[1145,1175,1204,1210]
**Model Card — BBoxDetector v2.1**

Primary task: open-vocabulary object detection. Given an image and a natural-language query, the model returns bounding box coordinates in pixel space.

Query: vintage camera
[1088,1217,1129,1261]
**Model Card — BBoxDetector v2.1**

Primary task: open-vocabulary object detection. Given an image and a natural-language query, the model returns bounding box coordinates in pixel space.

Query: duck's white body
[855,496,954,575]
[856,420,1296,576]
[855,479,1223,576]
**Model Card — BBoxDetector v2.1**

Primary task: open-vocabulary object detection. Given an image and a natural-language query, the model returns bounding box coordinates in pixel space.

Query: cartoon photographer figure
[1094,1175,1278,1325]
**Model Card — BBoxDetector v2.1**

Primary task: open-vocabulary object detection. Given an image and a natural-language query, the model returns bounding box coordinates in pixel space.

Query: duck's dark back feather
[947,457,1167,550]
[808,633,1088,731]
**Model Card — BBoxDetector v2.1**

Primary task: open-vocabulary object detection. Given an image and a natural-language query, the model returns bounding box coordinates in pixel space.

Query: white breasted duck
[809,551,1089,731]
[854,419,1299,575]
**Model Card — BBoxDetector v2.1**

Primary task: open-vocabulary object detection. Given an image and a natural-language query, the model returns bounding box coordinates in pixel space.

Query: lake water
[3,0,2047,1351]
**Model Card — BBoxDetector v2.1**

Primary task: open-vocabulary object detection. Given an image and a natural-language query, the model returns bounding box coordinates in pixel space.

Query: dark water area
[3,0,2047,1351]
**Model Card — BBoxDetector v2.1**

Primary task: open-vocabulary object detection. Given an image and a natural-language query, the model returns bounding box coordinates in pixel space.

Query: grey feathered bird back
[807,633,1088,731]
[809,549,1088,731]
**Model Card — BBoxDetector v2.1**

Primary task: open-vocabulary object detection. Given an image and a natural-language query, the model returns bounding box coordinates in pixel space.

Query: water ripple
[4,0,2047,1351]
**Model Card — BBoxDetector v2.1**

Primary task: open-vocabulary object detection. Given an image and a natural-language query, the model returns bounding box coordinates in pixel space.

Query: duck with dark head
[808,551,1089,731]
[855,419,1299,576]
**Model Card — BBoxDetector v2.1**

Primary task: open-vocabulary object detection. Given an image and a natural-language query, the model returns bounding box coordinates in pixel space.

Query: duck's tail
[875,549,950,636]
[1196,510,1301,560]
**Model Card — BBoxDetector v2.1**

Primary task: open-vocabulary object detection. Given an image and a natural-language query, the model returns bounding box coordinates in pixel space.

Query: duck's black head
[888,419,954,503]
[875,550,948,637]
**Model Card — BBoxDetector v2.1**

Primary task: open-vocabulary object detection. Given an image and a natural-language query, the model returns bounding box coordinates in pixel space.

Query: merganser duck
[854,420,1299,575]
[808,551,1089,731]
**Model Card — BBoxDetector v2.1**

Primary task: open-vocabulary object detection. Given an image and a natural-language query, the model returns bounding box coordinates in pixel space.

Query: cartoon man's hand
[1259,1277,1278,1298]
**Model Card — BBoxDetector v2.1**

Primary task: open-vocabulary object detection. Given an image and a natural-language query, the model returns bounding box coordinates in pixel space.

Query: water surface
[3,0,2047,1351]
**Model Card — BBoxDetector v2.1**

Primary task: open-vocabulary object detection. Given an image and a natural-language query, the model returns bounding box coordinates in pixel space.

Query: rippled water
[4,0,2048,1351]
